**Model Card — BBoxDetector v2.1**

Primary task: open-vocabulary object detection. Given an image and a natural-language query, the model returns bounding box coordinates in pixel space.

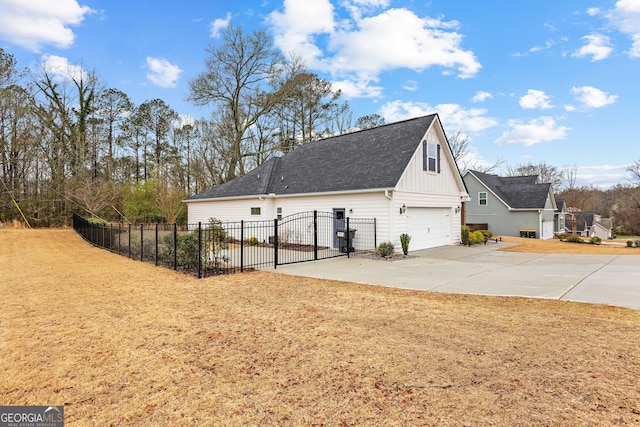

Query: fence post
[118,223,121,255]
[140,223,144,261]
[155,223,159,266]
[240,220,244,273]
[274,218,278,269]
[173,223,177,270]
[313,210,318,261]
[374,218,377,250]
[128,223,131,258]
[346,217,351,259]
[197,222,202,279]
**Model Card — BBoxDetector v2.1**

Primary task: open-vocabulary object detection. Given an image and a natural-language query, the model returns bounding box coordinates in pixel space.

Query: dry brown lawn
[498,235,640,255]
[1,229,639,426]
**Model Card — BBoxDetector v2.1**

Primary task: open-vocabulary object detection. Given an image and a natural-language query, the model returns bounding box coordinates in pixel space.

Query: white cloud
[379,101,498,133]
[564,104,577,112]
[495,116,569,146]
[570,85,617,108]
[572,34,613,61]
[210,12,231,38]
[268,1,481,98]
[587,7,601,16]
[519,89,553,109]
[0,0,93,52]
[402,80,418,91]
[607,0,640,57]
[145,57,183,88]
[472,91,492,103]
[41,55,87,82]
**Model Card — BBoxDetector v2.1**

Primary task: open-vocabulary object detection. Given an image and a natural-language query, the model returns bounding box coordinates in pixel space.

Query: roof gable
[466,170,552,209]
[188,114,438,200]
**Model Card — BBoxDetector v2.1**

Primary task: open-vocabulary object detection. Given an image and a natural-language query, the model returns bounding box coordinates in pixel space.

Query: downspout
[385,190,393,245]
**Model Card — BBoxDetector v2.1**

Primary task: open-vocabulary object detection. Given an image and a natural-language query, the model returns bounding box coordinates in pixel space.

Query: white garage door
[407,207,452,250]
[542,220,554,240]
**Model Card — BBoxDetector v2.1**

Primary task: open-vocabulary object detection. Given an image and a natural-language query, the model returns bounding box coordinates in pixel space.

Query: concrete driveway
[273,242,640,310]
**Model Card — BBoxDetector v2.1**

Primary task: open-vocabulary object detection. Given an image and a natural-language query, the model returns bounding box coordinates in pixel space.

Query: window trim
[250,207,261,216]
[478,192,488,206]
[423,140,441,173]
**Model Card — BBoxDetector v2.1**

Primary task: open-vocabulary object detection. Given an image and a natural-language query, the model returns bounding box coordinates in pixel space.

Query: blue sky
[1,0,639,188]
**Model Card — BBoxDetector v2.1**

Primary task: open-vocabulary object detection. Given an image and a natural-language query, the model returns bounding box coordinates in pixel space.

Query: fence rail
[72,212,376,278]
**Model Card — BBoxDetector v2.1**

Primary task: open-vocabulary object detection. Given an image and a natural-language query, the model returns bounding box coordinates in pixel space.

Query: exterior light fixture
[400,204,407,214]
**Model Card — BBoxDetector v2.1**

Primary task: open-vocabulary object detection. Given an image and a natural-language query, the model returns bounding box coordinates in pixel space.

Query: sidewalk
[273,243,640,310]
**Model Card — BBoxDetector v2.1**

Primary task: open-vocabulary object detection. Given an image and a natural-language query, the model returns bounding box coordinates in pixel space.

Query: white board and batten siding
[390,125,465,250]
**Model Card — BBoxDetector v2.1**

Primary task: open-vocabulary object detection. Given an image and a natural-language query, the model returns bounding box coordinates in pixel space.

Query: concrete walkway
[273,242,640,310]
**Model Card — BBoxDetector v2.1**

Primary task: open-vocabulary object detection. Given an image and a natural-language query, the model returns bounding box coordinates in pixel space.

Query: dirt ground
[1,229,639,426]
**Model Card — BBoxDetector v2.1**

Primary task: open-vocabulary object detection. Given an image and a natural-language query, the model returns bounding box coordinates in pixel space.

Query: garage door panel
[407,208,451,250]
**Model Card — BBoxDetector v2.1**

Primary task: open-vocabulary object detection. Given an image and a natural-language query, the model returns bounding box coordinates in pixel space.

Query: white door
[407,208,451,250]
[542,220,554,240]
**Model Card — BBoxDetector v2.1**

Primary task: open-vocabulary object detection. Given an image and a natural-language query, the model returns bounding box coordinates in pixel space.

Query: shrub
[472,230,485,244]
[479,230,492,240]
[635,240,640,248]
[461,226,470,246]
[247,236,260,246]
[555,233,567,240]
[590,236,602,245]
[375,241,395,257]
[87,217,108,226]
[566,235,584,244]
[400,233,411,255]
[627,240,634,247]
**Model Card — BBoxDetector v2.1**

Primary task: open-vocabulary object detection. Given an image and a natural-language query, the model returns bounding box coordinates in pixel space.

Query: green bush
[375,241,395,257]
[87,217,108,226]
[635,240,640,248]
[400,233,411,255]
[247,236,260,246]
[590,236,602,245]
[461,226,470,246]
[555,233,567,240]
[627,240,634,247]
[479,230,492,240]
[472,230,485,244]
[566,235,584,244]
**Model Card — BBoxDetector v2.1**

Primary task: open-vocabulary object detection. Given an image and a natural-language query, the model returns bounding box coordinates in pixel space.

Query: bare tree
[448,130,504,173]
[355,114,385,130]
[628,160,640,182]
[505,161,563,188]
[188,25,288,181]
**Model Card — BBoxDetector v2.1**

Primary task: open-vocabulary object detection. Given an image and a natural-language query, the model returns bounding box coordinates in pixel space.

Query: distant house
[565,211,613,239]
[462,170,558,239]
[555,198,567,236]
[185,114,470,251]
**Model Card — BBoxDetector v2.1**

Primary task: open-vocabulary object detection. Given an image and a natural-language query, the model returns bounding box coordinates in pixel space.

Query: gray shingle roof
[469,170,551,209]
[188,114,437,200]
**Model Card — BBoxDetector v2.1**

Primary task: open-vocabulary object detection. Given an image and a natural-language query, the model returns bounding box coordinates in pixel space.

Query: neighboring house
[462,170,557,239]
[554,198,566,235]
[185,114,470,251]
[565,211,613,239]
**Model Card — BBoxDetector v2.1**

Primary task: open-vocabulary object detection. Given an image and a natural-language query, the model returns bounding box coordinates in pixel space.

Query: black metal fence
[73,211,376,278]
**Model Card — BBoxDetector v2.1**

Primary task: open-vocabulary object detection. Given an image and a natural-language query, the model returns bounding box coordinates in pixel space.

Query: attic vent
[281,176,284,181]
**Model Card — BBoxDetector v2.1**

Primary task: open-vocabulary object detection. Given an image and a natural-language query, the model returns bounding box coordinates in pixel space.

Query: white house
[185,114,469,252]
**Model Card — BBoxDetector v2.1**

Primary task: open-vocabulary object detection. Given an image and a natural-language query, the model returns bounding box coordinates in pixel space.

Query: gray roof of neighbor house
[467,170,552,209]
[187,114,438,200]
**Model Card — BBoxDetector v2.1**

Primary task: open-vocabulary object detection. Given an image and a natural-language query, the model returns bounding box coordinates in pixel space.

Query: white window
[423,141,440,173]
[277,207,282,220]
[478,192,487,206]
[250,207,261,215]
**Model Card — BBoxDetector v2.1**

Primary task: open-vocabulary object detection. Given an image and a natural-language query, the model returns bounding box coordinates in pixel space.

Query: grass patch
[1,229,639,425]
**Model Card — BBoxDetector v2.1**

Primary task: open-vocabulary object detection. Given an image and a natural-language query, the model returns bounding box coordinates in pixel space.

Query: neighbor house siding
[464,174,542,237]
